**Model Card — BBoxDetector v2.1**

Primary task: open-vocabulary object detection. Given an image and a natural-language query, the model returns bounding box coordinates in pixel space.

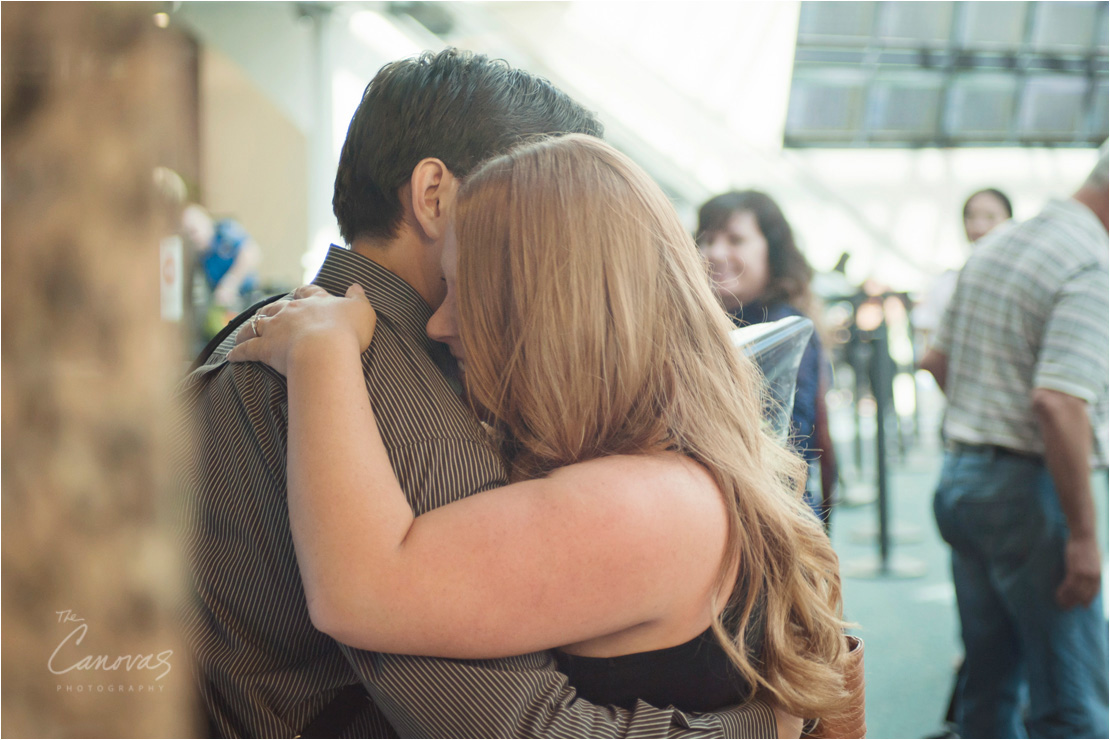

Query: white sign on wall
[160,236,183,322]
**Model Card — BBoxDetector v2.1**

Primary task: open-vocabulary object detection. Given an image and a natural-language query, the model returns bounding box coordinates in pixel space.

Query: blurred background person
[913,191,1015,738]
[913,188,1013,350]
[181,202,263,338]
[963,188,1014,244]
[697,191,837,529]
[922,144,1108,740]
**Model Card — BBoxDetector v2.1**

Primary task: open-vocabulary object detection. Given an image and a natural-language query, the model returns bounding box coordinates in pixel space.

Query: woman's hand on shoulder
[228,283,377,375]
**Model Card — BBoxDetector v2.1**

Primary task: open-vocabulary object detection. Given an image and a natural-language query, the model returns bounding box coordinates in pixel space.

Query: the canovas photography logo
[50,609,173,695]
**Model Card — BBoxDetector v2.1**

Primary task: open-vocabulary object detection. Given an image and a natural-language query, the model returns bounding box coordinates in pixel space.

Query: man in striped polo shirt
[923,145,1109,739]
[176,49,780,738]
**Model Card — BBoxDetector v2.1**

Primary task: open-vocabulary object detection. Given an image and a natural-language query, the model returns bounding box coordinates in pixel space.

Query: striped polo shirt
[935,198,1109,466]
[174,245,775,738]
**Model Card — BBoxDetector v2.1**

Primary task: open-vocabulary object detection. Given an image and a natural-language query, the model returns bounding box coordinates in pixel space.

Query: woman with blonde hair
[229,134,851,730]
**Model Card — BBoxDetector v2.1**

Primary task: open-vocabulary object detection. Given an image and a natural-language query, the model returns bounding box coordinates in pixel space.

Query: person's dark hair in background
[334,48,604,245]
[962,188,1012,220]
[697,190,816,318]
[696,189,836,530]
[914,187,1014,343]
[961,188,1013,244]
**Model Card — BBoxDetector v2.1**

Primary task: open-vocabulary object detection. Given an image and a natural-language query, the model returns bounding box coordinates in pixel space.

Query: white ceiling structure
[177,1,1101,290]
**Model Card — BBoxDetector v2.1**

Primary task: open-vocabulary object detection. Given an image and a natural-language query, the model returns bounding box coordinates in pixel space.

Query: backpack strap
[189,293,287,373]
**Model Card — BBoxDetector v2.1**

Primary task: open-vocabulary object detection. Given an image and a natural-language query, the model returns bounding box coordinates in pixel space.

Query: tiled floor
[831,443,962,739]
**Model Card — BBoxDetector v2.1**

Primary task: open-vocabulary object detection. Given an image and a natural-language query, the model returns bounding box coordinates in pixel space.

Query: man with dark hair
[178,48,780,738]
[333,49,603,245]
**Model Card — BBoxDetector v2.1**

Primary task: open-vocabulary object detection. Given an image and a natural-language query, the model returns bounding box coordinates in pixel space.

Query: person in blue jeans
[697,191,837,527]
[922,144,1110,738]
[933,450,1108,738]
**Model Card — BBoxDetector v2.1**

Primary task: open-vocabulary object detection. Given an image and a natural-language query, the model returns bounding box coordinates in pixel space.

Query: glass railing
[730,315,813,441]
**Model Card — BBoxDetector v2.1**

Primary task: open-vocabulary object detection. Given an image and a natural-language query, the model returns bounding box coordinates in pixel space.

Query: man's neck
[349,236,393,268]
[349,235,436,307]
[1071,186,1110,232]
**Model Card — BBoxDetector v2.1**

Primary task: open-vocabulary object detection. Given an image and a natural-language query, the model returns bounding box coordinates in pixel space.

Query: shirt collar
[311,245,435,351]
[1047,198,1108,241]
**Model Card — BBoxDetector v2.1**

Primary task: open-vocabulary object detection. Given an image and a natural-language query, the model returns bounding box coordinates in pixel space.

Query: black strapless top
[554,623,759,712]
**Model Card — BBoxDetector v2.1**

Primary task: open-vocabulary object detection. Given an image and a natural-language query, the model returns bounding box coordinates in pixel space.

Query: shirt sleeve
[1033,264,1109,403]
[931,270,962,356]
[339,438,778,739]
[353,649,777,738]
[911,270,958,334]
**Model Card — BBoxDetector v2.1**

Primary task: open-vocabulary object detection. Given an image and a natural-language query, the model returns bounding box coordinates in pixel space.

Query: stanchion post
[848,319,869,480]
[870,324,891,573]
[844,319,927,580]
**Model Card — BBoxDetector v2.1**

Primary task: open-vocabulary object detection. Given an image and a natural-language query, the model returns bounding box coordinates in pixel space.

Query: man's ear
[408,158,458,242]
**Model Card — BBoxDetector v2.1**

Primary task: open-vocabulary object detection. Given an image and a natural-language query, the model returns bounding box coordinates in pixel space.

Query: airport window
[786,1,1109,147]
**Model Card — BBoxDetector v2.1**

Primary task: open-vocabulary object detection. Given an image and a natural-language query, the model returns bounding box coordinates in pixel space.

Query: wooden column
[2,3,199,736]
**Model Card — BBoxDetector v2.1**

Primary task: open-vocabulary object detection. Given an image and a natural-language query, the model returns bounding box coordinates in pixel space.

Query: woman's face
[963,192,1010,243]
[426,221,466,369]
[698,210,770,310]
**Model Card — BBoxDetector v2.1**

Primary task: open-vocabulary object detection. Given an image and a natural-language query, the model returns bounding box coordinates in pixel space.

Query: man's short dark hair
[333,48,604,245]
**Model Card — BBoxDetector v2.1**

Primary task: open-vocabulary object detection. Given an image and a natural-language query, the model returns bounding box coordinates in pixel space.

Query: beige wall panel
[200,47,308,290]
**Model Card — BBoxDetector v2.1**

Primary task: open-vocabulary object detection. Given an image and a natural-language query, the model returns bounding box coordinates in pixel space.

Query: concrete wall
[176,1,315,133]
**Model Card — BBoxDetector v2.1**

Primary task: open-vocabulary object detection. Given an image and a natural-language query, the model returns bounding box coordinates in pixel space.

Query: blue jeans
[934,446,1109,739]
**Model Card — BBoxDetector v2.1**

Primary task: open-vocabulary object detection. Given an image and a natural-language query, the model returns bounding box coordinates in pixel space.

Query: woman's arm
[229,287,728,659]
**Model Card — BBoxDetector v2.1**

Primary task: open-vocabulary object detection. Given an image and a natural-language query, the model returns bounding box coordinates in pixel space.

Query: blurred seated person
[181,203,262,332]
[912,188,1013,346]
[697,191,837,528]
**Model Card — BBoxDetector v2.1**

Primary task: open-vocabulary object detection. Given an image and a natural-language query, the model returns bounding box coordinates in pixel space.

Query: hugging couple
[177,48,853,739]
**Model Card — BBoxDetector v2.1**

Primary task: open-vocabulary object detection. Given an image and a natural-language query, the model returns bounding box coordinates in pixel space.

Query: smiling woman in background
[696,191,837,528]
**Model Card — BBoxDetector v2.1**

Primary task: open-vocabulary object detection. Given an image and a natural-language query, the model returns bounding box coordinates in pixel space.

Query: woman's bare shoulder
[548,451,719,486]
[542,452,728,528]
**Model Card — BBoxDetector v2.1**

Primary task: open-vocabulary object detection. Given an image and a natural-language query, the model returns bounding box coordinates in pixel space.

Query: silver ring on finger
[250,314,262,338]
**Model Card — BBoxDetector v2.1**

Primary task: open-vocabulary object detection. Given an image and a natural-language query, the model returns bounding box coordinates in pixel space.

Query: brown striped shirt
[174,245,775,738]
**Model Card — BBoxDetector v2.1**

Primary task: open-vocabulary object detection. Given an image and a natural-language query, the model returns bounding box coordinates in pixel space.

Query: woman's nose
[426,308,448,343]
[426,301,459,346]
[702,237,729,263]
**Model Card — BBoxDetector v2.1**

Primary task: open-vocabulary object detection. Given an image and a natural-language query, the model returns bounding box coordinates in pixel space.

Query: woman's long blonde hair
[455,134,848,718]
